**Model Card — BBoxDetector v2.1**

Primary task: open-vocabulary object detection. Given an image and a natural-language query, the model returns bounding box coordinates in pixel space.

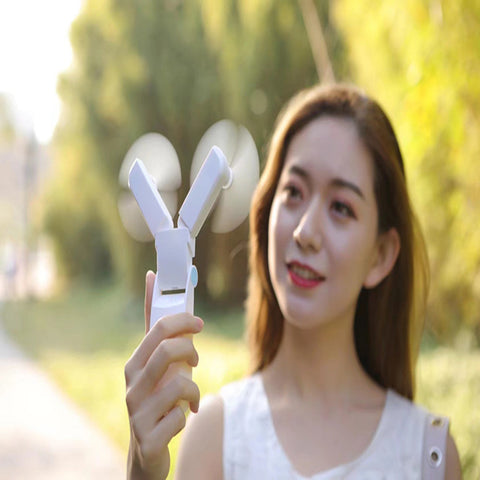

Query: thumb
[144,270,155,334]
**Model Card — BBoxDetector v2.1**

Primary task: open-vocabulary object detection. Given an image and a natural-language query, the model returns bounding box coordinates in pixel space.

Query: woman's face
[268,116,382,331]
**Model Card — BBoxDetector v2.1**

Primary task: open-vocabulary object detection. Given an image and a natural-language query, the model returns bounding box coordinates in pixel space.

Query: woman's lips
[287,261,325,289]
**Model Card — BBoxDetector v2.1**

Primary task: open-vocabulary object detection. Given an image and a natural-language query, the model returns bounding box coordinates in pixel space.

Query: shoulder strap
[422,413,449,480]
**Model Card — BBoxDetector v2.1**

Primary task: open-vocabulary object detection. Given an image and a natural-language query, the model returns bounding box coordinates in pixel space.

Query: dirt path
[0,325,125,479]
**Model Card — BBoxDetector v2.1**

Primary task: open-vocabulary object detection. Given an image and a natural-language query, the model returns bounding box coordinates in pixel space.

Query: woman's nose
[293,203,323,252]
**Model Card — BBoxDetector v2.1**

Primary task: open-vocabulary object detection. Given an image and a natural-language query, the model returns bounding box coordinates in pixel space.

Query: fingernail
[195,317,204,329]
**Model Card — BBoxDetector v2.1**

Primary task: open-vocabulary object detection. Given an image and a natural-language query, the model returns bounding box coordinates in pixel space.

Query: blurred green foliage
[417,347,480,478]
[333,0,480,342]
[44,0,346,301]
[43,0,480,341]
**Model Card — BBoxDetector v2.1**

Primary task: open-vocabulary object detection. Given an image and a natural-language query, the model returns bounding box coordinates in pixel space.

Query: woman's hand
[125,271,204,480]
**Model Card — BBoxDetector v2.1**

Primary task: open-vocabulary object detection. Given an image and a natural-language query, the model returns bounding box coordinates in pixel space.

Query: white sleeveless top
[220,374,429,479]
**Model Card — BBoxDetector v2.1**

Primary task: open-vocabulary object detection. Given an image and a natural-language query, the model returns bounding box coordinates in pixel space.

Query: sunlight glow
[0,0,82,144]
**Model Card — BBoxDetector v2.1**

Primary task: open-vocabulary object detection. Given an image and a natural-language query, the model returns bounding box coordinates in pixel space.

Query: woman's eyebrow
[288,165,309,180]
[287,166,366,200]
[331,178,365,200]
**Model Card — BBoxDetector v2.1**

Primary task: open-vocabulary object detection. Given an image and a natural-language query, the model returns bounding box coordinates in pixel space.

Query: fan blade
[119,133,181,240]
[128,158,174,234]
[118,190,178,242]
[191,120,259,233]
[190,120,238,183]
[179,146,231,238]
[211,126,259,233]
[118,192,153,242]
[119,133,181,194]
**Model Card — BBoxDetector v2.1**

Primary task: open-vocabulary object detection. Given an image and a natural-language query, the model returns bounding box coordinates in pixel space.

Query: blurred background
[0,0,479,478]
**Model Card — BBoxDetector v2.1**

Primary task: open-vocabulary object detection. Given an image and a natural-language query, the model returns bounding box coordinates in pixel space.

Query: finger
[140,337,199,394]
[132,376,200,436]
[144,270,155,334]
[155,374,201,416]
[126,313,203,376]
[145,406,187,459]
[127,336,199,412]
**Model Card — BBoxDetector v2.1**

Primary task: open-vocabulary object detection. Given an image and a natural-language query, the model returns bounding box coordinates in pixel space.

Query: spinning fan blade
[119,133,181,241]
[118,190,179,242]
[191,120,238,182]
[119,133,181,215]
[211,126,259,233]
[118,192,153,242]
[191,120,259,233]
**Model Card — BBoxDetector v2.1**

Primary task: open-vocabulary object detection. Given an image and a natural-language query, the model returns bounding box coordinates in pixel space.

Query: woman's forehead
[282,116,375,196]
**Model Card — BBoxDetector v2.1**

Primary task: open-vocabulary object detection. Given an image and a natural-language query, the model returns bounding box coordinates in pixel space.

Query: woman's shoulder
[383,389,437,446]
[385,389,451,442]
[381,389,461,479]
[175,375,261,480]
[175,393,224,480]
[348,390,425,474]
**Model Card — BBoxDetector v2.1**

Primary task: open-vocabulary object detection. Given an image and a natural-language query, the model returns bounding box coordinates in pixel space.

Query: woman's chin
[281,306,330,331]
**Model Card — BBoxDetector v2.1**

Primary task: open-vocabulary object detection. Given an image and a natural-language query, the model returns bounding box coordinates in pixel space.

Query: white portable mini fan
[120,120,259,331]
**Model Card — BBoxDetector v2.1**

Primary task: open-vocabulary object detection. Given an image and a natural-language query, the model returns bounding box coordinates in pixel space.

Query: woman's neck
[264,314,379,406]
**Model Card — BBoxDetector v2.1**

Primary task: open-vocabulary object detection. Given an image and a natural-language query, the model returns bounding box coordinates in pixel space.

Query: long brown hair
[246,84,429,400]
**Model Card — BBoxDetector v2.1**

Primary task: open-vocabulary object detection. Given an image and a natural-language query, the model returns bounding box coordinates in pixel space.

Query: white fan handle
[128,147,232,412]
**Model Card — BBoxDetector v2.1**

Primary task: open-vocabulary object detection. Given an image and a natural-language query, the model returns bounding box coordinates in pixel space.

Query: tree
[46,0,222,291]
[333,0,480,342]
[44,0,347,301]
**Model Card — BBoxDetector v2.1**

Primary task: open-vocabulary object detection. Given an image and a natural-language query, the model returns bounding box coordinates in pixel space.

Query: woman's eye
[332,200,355,218]
[284,185,302,200]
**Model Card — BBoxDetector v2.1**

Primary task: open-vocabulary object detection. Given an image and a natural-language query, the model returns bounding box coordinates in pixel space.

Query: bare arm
[174,394,224,480]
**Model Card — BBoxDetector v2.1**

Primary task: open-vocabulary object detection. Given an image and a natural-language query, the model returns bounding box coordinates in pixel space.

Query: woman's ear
[364,228,400,289]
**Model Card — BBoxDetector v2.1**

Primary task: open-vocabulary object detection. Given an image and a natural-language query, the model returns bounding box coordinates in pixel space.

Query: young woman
[125,84,462,479]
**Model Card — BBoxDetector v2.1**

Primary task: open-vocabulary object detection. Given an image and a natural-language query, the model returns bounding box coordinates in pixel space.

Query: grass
[0,281,248,479]
[1,281,479,478]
